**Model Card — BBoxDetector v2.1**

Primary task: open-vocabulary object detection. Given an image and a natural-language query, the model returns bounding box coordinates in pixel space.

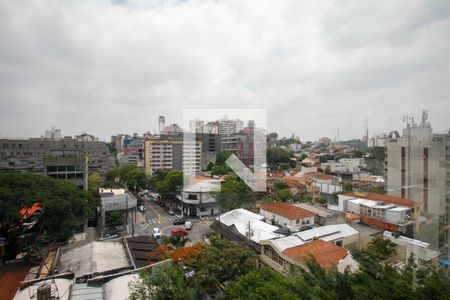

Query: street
[134,196,214,243]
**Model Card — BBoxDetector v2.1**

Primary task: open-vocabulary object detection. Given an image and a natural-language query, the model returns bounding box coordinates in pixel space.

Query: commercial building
[0,130,115,188]
[175,178,221,217]
[385,112,449,256]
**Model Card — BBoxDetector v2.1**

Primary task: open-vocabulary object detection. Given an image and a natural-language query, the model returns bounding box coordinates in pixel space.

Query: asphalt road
[134,196,214,243]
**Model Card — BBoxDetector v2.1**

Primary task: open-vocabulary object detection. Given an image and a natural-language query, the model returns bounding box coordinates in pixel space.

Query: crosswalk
[147,215,179,225]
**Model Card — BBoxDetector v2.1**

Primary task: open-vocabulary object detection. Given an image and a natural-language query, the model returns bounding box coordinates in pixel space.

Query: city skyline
[0,1,449,141]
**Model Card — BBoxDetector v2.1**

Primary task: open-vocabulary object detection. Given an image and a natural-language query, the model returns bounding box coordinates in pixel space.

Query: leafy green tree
[105,211,125,227]
[267,148,295,170]
[189,233,257,296]
[367,237,397,259]
[88,172,100,197]
[212,177,249,212]
[0,173,93,241]
[276,188,293,202]
[206,162,214,171]
[273,179,288,190]
[215,150,232,165]
[225,267,299,299]
[319,156,328,163]
[353,150,365,158]
[210,164,231,176]
[129,264,196,300]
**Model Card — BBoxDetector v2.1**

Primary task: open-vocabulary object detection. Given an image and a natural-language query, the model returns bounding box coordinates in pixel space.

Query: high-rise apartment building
[158,116,165,134]
[385,112,449,257]
[218,117,244,135]
[144,140,202,176]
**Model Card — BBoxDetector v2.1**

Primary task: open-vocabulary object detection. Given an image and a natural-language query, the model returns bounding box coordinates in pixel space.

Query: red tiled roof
[282,177,309,188]
[260,202,316,219]
[0,266,30,300]
[345,212,361,221]
[283,240,348,270]
[344,192,417,208]
[19,203,41,221]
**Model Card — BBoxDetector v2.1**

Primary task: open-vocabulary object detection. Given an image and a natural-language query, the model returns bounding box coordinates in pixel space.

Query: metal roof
[70,283,103,300]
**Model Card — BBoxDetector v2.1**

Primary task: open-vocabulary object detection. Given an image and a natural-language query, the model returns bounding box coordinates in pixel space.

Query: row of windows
[263,245,284,266]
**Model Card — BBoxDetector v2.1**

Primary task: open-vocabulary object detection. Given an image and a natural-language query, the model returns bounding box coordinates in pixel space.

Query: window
[263,245,284,266]
[296,219,300,224]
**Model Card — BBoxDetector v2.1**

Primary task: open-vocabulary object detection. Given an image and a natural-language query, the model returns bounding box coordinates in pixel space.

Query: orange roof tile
[282,177,309,188]
[345,212,361,221]
[344,192,417,208]
[283,240,348,270]
[0,266,30,300]
[260,202,316,219]
[19,203,41,221]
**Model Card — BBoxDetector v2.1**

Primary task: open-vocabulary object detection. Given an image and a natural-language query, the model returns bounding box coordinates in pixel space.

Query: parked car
[171,228,189,237]
[168,208,176,215]
[138,205,145,212]
[152,227,161,239]
[184,221,193,230]
[173,217,187,225]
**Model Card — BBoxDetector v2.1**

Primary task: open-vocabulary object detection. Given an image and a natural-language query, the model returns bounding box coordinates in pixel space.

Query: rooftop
[58,241,131,278]
[260,202,316,220]
[294,203,342,218]
[282,240,348,270]
[218,209,283,243]
[344,192,416,208]
[295,224,359,242]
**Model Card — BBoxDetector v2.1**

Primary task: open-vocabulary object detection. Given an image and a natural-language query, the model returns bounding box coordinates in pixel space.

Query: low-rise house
[210,209,284,252]
[294,203,345,226]
[259,202,316,232]
[260,239,358,275]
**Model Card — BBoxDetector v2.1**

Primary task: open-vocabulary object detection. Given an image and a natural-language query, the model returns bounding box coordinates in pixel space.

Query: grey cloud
[0,0,449,141]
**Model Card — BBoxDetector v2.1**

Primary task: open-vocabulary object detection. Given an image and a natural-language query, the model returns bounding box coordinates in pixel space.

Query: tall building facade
[0,132,115,188]
[158,116,165,134]
[385,113,449,257]
[218,117,244,135]
[144,140,202,176]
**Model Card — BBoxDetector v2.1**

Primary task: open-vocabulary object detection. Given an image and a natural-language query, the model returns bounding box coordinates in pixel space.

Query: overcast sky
[0,0,449,141]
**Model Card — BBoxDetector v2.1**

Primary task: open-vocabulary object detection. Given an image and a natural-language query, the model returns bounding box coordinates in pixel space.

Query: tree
[215,150,232,165]
[367,237,397,259]
[267,148,295,170]
[225,268,299,299]
[0,173,94,241]
[212,177,249,212]
[188,233,257,296]
[276,188,293,202]
[210,164,231,176]
[88,173,100,197]
[105,211,125,227]
[273,179,288,190]
[319,156,328,163]
[206,162,214,171]
[353,150,365,158]
[129,264,196,300]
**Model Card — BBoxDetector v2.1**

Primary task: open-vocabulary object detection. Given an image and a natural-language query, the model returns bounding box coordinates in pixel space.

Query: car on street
[168,208,175,215]
[173,217,187,225]
[171,228,189,237]
[184,221,193,230]
[152,227,161,239]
